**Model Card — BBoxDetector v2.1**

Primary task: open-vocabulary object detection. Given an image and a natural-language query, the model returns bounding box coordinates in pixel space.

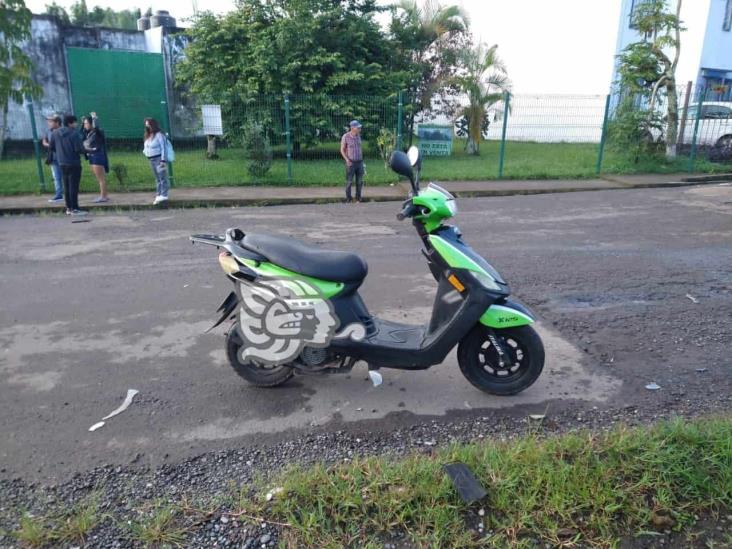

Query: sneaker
[65,208,72,215]
[92,196,110,203]
[71,209,88,215]
[48,196,64,203]
[157,195,169,203]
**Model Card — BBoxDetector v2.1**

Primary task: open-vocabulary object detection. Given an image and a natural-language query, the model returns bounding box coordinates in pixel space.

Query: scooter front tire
[225,331,295,388]
[457,324,544,396]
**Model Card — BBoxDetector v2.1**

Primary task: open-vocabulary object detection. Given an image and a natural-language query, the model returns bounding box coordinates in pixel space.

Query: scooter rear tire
[225,331,295,387]
[457,325,544,395]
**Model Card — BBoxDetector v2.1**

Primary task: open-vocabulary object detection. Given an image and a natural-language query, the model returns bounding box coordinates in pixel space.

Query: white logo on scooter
[234,277,366,365]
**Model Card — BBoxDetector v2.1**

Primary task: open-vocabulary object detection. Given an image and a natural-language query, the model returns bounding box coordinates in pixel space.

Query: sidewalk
[0,172,729,215]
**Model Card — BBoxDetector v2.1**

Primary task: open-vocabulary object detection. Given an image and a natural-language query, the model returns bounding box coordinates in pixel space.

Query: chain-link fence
[2,89,730,195]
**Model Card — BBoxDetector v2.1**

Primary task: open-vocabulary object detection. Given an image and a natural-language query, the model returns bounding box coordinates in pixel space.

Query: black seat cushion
[242,233,368,283]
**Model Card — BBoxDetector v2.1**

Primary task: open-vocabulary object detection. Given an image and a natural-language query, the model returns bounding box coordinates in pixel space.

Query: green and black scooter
[191,147,544,395]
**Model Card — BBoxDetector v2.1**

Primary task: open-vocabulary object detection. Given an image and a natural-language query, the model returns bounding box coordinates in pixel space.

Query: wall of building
[697,0,732,91]
[4,15,187,145]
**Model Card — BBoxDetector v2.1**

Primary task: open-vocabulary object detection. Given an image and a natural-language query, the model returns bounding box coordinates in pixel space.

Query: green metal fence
[2,91,730,195]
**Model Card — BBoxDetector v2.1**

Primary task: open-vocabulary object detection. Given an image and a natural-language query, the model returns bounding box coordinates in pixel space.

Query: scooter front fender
[479,300,535,328]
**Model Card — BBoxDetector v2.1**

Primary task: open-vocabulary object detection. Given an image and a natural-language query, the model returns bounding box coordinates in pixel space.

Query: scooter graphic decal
[234,277,365,365]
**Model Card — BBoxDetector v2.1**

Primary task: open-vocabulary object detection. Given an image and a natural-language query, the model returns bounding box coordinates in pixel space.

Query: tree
[451,42,509,155]
[1,0,42,158]
[45,1,141,29]
[389,0,470,144]
[44,2,70,24]
[177,0,403,152]
[616,0,683,159]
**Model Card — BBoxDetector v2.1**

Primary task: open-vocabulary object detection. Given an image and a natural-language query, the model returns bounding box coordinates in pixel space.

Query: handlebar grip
[397,203,417,221]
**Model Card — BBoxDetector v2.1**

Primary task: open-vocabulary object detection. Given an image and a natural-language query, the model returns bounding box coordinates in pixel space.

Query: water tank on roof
[150,10,176,28]
[137,16,150,31]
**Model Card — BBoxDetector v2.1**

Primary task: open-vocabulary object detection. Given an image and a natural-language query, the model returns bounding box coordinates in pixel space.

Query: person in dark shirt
[82,112,110,203]
[49,114,87,215]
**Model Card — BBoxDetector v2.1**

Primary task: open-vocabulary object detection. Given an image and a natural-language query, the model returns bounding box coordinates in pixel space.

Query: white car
[677,101,732,151]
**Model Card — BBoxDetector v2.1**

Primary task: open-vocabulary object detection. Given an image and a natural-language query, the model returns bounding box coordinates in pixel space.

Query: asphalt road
[1,185,730,482]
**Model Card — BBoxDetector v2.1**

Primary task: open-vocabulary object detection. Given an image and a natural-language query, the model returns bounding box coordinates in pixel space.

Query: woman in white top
[143,118,170,205]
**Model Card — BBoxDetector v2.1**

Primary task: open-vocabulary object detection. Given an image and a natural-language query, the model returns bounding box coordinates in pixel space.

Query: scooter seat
[242,232,368,283]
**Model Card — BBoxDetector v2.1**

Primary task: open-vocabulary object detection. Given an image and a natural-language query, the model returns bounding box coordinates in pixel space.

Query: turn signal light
[447,274,465,292]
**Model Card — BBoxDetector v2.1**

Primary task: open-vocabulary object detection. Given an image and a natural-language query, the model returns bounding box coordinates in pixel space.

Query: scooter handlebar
[397,203,418,221]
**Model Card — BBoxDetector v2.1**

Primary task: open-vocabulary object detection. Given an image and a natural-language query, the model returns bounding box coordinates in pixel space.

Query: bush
[375,128,396,169]
[111,163,128,191]
[241,122,273,177]
[607,99,664,162]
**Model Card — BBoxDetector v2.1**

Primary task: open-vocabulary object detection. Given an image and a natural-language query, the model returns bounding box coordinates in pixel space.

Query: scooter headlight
[473,270,502,291]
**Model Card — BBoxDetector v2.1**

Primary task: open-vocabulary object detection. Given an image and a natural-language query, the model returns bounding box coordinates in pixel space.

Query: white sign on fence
[201,105,223,136]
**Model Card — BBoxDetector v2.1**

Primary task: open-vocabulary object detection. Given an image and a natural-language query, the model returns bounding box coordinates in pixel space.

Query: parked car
[678,102,732,152]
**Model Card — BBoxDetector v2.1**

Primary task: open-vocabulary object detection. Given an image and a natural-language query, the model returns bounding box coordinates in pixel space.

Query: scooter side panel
[236,258,344,298]
[479,301,535,328]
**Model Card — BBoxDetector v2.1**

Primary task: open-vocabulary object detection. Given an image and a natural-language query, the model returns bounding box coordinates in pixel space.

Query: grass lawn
[7,416,732,547]
[0,140,727,196]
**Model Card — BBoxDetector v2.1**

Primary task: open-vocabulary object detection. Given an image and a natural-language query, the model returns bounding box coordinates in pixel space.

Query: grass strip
[265,416,731,547]
[1,141,727,195]
[7,416,731,547]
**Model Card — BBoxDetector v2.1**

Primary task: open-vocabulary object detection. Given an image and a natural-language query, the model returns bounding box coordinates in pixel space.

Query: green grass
[10,496,102,548]
[125,500,188,547]
[264,416,732,547]
[1,140,727,196]
[7,416,731,547]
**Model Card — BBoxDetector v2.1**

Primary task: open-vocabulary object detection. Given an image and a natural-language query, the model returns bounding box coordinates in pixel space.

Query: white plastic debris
[102,389,139,420]
[529,414,546,421]
[265,487,284,501]
[685,294,699,304]
[645,382,661,391]
[368,370,383,387]
[88,421,105,432]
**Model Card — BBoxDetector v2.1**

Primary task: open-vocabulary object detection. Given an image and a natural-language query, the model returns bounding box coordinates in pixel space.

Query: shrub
[241,121,273,177]
[111,163,128,191]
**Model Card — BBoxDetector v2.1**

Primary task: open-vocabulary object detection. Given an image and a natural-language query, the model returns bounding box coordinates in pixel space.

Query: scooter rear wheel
[225,331,295,387]
[457,325,544,395]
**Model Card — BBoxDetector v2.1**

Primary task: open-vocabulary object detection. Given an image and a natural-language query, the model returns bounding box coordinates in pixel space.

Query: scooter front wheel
[457,325,544,396]
[225,331,295,388]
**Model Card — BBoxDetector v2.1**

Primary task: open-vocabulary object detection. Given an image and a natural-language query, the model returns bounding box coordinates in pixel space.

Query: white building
[697,0,732,99]
[612,0,732,100]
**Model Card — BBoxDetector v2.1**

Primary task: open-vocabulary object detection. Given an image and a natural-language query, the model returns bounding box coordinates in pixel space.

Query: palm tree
[393,0,470,143]
[452,43,510,155]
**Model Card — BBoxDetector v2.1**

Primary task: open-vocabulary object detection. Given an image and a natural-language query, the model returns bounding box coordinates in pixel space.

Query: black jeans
[61,165,82,210]
[345,160,364,201]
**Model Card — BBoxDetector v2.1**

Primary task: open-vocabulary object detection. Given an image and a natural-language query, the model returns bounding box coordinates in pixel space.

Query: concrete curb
[1,177,729,215]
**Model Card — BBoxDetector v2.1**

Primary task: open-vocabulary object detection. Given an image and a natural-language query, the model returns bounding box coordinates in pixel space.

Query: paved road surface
[0,185,730,481]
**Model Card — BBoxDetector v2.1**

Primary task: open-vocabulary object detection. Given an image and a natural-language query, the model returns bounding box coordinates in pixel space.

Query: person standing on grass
[42,113,63,203]
[82,112,110,203]
[49,114,87,216]
[340,120,364,203]
[143,117,169,205]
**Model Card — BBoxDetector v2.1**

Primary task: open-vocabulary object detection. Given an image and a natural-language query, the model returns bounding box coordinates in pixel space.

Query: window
[724,0,732,32]
[629,0,652,29]
[700,105,732,119]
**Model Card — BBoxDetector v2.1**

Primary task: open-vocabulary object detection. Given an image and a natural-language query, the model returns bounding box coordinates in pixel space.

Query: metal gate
[66,47,167,138]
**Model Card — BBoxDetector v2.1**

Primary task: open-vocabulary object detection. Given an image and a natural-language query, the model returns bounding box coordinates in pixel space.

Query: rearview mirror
[389,150,414,183]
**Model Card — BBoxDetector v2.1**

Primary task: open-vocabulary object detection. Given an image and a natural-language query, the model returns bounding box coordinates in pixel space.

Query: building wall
[5,15,187,143]
[697,0,732,91]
